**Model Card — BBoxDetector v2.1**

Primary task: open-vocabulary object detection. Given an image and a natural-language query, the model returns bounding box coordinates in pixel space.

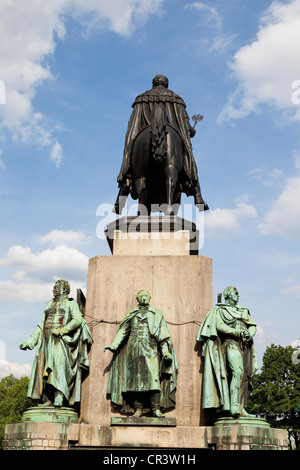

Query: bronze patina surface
[105,290,178,419]
[196,286,261,422]
[20,280,93,414]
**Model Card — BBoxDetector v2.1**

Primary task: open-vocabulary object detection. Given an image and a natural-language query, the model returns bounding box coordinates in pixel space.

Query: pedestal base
[215,415,270,428]
[80,253,213,429]
[3,421,79,450]
[3,421,288,451]
[4,216,288,452]
[22,406,78,424]
[104,216,199,255]
[209,418,286,450]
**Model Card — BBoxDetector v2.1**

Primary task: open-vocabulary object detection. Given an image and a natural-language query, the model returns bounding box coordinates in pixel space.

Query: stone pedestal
[80,222,212,430]
[207,420,287,450]
[3,216,289,451]
[104,215,199,255]
[3,419,288,450]
[3,422,79,450]
[74,216,211,448]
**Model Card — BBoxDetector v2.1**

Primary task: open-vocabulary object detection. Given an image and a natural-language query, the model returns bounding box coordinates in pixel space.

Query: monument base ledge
[4,421,288,450]
[104,215,200,255]
[111,416,176,427]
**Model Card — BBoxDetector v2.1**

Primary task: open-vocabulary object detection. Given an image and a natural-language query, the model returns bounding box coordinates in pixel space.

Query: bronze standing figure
[196,286,258,420]
[20,280,93,408]
[105,290,178,418]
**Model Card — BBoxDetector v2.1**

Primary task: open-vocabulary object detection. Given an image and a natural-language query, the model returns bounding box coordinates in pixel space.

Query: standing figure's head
[223,286,239,306]
[53,279,70,299]
[136,289,151,306]
[152,74,169,88]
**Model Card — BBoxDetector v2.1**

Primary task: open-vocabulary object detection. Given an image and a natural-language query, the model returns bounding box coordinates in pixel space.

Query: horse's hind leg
[135,177,150,215]
[164,164,178,216]
[131,127,151,215]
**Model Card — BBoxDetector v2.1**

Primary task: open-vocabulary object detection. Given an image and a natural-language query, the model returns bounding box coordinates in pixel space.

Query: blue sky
[0,0,300,377]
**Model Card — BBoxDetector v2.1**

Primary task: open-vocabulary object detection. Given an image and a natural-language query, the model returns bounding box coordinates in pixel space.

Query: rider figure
[114,75,208,214]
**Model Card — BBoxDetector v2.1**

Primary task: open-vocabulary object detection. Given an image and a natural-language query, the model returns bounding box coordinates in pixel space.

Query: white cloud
[70,0,165,36]
[281,283,300,298]
[0,149,5,170]
[259,155,300,236]
[0,0,64,153]
[0,277,86,303]
[0,0,164,165]
[0,360,31,379]
[246,167,283,187]
[0,244,88,281]
[220,0,300,122]
[259,177,300,235]
[0,228,91,302]
[50,140,63,168]
[0,280,53,303]
[204,201,257,234]
[255,322,279,348]
[186,2,222,29]
[185,2,234,52]
[293,149,300,169]
[35,229,91,246]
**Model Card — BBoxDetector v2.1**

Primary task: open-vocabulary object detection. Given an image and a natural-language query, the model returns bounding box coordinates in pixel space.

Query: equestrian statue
[114,75,209,216]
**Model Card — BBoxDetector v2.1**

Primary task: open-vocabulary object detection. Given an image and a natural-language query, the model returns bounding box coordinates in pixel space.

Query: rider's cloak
[114,84,201,213]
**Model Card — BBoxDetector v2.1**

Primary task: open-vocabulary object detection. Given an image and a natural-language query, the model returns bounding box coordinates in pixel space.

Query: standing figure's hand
[163,352,172,364]
[241,329,250,342]
[51,328,65,337]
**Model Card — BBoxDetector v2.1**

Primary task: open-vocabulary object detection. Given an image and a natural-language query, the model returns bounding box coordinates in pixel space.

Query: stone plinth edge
[3,422,288,450]
[111,416,176,427]
[104,215,199,255]
[209,421,287,450]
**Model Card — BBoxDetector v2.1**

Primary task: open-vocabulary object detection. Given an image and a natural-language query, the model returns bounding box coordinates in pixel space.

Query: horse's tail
[151,103,168,163]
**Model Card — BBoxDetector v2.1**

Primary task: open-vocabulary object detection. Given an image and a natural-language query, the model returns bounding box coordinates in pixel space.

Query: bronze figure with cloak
[20,279,93,408]
[114,75,208,215]
[105,290,178,418]
[196,286,258,421]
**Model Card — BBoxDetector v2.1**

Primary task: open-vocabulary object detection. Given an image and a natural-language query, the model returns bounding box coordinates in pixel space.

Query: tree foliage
[247,344,300,450]
[0,374,35,448]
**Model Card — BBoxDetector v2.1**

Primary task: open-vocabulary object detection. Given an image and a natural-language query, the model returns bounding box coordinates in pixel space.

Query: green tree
[247,344,300,450]
[0,374,35,449]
